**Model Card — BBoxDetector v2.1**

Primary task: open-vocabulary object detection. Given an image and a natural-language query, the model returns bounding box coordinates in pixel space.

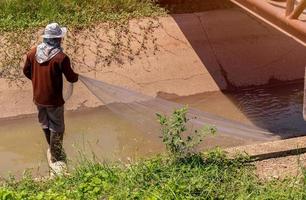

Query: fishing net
[70,75,276,142]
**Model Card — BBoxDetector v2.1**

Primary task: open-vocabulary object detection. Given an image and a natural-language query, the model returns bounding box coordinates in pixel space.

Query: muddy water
[0,108,163,178]
[0,82,305,177]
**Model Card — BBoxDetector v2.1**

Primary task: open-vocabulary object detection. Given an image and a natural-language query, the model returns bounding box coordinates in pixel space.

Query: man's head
[42,23,66,47]
[35,23,66,63]
[42,23,67,39]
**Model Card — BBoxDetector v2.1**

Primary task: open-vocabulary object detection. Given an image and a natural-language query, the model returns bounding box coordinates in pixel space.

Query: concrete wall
[172,8,306,90]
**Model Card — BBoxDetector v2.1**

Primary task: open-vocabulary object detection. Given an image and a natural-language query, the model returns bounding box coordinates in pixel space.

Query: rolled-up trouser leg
[50,131,66,163]
[37,106,51,145]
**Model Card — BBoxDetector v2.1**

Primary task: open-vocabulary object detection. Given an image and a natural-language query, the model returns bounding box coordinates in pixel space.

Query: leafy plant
[156,106,216,160]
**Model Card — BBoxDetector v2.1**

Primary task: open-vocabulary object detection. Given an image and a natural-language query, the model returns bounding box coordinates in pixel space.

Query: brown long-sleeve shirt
[23,47,78,107]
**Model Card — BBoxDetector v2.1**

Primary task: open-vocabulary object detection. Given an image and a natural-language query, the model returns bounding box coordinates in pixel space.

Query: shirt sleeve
[23,54,32,80]
[303,67,306,121]
[61,56,79,83]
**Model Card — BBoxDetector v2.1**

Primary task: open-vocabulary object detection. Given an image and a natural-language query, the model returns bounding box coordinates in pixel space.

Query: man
[23,23,78,175]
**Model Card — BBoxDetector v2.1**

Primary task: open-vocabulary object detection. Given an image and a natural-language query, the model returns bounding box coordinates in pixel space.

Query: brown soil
[226,137,306,180]
[256,153,306,180]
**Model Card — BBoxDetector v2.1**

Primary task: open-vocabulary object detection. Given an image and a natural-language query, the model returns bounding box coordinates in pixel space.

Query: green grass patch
[0,150,305,200]
[0,0,166,32]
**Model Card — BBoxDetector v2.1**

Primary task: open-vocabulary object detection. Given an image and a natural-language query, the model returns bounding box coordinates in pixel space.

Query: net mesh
[74,75,276,142]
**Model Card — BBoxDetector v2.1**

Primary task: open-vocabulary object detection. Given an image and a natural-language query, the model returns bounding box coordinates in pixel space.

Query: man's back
[23,47,78,106]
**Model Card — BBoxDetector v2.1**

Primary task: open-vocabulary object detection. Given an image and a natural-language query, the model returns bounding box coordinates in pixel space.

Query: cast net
[75,75,276,142]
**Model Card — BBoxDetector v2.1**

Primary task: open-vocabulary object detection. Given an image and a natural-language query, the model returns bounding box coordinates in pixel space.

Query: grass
[0,149,306,200]
[0,0,166,32]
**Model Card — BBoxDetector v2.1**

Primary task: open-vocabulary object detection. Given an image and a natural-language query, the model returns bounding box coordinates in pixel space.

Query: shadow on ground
[158,0,306,138]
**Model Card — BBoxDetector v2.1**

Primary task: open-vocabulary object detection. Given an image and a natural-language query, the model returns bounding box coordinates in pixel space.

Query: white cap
[42,23,67,38]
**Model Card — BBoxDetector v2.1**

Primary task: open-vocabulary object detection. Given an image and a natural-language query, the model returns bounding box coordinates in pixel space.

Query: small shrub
[156,106,216,160]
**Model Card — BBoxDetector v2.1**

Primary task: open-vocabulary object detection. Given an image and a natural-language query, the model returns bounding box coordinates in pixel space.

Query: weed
[156,106,216,160]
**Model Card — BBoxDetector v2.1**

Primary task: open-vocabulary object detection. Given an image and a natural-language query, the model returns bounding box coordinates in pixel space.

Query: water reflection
[229,83,305,138]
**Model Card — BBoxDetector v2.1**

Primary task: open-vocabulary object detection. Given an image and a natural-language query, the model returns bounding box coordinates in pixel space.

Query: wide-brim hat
[42,23,67,38]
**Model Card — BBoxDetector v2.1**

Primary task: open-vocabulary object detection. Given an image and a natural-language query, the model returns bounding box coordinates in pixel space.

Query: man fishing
[23,23,79,175]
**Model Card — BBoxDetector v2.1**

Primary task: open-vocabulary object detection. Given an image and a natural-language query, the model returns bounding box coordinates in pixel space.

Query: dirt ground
[256,153,306,180]
[226,136,306,180]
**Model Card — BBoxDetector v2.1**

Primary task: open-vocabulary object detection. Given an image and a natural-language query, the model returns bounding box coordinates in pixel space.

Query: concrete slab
[173,8,306,89]
[256,152,306,179]
[226,136,306,160]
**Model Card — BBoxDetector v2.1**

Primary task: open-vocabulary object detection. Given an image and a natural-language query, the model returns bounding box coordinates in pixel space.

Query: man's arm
[61,56,78,83]
[23,54,32,80]
[303,67,306,121]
